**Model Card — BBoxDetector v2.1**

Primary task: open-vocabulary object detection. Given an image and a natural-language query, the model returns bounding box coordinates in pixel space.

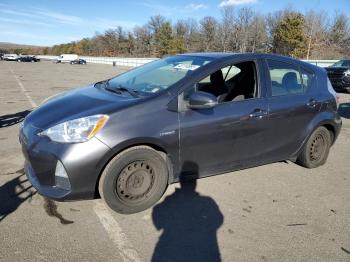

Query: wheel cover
[116,161,155,203]
[310,133,326,162]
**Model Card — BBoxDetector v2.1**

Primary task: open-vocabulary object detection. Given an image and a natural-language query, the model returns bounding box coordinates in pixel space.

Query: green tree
[170,37,186,54]
[43,47,49,55]
[273,12,307,58]
[75,38,91,55]
[155,22,173,56]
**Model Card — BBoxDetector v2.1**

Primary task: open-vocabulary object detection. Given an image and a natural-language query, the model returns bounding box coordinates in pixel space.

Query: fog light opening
[55,161,71,190]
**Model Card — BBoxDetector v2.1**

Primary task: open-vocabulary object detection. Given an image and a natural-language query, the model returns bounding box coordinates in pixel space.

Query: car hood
[25,84,138,130]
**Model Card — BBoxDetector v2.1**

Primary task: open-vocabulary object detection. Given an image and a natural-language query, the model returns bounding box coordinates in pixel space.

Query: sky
[0,0,349,46]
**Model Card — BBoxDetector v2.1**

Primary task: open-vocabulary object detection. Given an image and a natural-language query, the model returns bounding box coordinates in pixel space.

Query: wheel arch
[292,112,340,159]
[323,123,336,144]
[94,139,175,198]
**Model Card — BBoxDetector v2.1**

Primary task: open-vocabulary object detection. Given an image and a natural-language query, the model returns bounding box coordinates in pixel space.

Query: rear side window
[267,60,303,96]
[300,67,315,91]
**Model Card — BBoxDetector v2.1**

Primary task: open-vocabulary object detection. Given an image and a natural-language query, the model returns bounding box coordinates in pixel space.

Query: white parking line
[9,67,37,108]
[93,201,142,262]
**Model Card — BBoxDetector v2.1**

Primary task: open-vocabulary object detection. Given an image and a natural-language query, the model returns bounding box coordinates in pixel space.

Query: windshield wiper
[98,81,139,98]
[104,87,123,95]
[114,85,139,98]
[94,80,108,88]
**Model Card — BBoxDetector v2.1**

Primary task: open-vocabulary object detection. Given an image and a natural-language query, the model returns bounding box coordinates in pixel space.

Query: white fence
[36,55,337,68]
[302,60,337,67]
[36,55,158,67]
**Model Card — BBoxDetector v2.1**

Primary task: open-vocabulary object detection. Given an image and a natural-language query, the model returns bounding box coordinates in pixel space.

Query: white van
[56,54,78,63]
[3,54,19,61]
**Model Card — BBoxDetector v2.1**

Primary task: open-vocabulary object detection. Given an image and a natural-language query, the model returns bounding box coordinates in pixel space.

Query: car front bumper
[24,161,71,199]
[19,124,111,201]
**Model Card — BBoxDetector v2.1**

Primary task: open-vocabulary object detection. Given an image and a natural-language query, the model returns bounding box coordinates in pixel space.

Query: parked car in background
[20,53,342,214]
[17,56,40,62]
[325,60,350,93]
[32,55,40,62]
[55,54,78,63]
[3,54,19,61]
[70,59,87,65]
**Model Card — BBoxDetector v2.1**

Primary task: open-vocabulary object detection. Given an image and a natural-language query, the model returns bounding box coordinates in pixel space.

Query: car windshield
[106,55,213,94]
[331,60,350,68]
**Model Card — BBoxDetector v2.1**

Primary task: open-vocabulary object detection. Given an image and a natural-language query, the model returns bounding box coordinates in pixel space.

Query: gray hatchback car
[20,53,341,214]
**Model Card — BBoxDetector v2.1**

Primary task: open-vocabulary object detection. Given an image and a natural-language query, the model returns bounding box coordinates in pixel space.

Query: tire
[297,126,331,168]
[98,146,168,214]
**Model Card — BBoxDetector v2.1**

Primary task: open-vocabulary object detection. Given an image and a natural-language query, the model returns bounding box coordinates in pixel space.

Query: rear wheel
[297,126,331,168]
[98,146,168,214]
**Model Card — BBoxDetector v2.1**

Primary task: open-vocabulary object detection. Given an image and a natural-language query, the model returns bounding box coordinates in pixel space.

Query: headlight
[39,114,109,143]
[345,70,350,76]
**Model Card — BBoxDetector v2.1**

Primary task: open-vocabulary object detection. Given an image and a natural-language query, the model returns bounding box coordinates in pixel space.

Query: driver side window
[183,61,258,104]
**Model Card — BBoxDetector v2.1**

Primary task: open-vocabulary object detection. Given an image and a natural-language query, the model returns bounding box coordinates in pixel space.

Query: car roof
[178,52,298,61]
[178,52,320,72]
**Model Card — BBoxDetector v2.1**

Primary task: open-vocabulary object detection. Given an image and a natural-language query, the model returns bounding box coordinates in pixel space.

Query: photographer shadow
[151,162,224,262]
[0,110,32,128]
[0,173,36,222]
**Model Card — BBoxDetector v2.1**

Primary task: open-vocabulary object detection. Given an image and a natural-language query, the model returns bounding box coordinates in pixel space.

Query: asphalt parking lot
[0,60,349,262]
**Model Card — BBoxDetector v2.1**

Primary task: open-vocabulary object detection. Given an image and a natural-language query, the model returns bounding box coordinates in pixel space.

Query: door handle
[307,99,317,108]
[249,109,267,119]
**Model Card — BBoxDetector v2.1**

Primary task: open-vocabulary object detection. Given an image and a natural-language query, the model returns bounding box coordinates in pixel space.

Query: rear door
[263,59,318,160]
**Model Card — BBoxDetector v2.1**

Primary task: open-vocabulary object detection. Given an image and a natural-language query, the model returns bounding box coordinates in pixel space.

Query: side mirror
[188,91,218,109]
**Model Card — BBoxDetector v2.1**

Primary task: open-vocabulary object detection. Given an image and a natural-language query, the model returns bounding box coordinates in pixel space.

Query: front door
[178,60,270,177]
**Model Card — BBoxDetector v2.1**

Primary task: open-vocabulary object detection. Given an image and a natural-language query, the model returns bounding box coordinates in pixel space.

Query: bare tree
[185,19,201,52]
[248,14,268,53]
[304,10,329,59]
[44,7,350,59]
[328,11,349,51]
[174,20,188,38]
[200,16,218,51]
[148,15,167,34]
[133,25,152,56]
[218,6,235,52]
[234,7,254,52]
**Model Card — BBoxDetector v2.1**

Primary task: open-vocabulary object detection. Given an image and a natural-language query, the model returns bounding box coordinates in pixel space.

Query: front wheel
[297,126,331,168]
[99,146,168,214]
